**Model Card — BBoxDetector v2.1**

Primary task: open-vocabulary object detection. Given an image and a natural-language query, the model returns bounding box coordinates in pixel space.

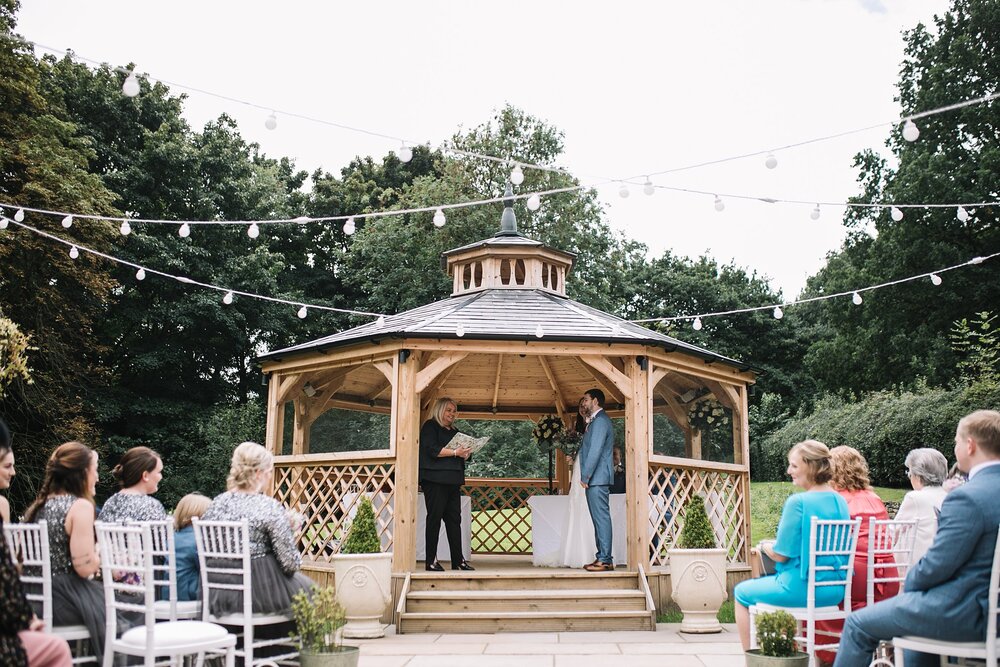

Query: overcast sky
[16,0,951,298]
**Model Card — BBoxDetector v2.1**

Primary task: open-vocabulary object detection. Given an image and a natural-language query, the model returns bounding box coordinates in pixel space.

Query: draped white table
[528,494,629,566]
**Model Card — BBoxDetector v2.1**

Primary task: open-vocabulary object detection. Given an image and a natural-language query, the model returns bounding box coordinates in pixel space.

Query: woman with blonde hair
[172,493,211,602]
[733,440,850,650]
[201,442,312,616]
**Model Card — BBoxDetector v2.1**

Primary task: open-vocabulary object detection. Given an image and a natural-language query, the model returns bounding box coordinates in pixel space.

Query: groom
[578,388,615,572]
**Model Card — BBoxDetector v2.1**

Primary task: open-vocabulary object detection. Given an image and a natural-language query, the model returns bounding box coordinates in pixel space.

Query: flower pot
[332,552,393,638]
[300,646,361,667]
[744,649,809,667]
[667,547,728,633]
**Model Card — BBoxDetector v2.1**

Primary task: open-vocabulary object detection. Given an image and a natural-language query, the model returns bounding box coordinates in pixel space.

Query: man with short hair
[833,410,1000,667]
[577,389,615,571]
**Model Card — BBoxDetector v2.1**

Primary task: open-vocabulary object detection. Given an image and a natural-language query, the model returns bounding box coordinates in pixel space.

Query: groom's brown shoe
[584,562,614,572]
[586,559,601,568]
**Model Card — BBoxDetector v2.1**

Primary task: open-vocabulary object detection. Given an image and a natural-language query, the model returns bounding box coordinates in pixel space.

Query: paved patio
[346,623,744,667]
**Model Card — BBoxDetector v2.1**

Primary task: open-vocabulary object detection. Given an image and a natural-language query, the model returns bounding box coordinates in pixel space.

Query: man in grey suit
[578,388,616,572]
[834,409,1000,667]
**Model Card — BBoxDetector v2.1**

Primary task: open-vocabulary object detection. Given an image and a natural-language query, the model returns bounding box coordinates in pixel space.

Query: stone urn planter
[667,547,729,633]
[744,650,809,667]
[332,552,393,638]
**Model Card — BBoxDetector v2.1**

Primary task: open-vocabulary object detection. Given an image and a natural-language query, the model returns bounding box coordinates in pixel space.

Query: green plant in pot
[291,586,359,667]
[334,495,393,638]
[667,494,729,633]
[746,610,808,667]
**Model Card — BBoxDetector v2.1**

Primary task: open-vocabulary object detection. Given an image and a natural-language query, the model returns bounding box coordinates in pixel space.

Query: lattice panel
[273,461,396,562]
[647,462,748,567]
[463,479,548,555]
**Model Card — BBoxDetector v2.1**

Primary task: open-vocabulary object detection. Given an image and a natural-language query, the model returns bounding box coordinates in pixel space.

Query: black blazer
[419,419,465,485]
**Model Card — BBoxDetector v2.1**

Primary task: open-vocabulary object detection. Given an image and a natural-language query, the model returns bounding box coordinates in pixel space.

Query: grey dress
[201,491,313,616]
[98,492,168,523]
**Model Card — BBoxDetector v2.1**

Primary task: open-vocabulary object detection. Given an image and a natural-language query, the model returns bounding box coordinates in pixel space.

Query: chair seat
[753,602,846,621]
[153,599,201,619]
[119,621,234,649]
[213,612,292,625]
[894,635,988,658]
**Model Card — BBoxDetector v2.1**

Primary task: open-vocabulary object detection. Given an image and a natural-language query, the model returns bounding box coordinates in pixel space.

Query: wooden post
[292,399,311,455]
[265,374,285,456]
[625,357,652,571]
[738,385,752,564]
[393,352,420,573]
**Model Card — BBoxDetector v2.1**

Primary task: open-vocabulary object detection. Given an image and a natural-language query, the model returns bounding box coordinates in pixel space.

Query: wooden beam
[306,376,349,422]
[537,356,568,414]
[420,362,461,411]
[580,355,632,397]
[654,385,690,432]
[373,361,395,385]
[276,373,305,404]
[625,357,651,571]
[265,374,285,456]
[392,353,420,573]
[415,352,469,394]
[292,399,311,455]
[703,378,739,411]
[491,354,504,410]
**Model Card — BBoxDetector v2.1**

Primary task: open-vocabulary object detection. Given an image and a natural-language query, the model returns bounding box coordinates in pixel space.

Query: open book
[450,432,490,454]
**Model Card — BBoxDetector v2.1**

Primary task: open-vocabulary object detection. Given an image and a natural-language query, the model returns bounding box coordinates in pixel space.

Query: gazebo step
[407,570,638,591]
[398,609,655,634]
[405,588,648,613]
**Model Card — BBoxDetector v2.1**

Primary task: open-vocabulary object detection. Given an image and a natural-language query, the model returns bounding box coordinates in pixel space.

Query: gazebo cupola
[443,185,575,296]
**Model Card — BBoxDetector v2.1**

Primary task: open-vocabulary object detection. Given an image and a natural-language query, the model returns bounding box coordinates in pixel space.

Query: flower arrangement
[554,428,583,459]
[688,397,729,432]
[532,414,564,454]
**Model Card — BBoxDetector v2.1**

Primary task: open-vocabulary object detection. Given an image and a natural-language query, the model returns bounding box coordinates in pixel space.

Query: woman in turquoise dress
[735,439,851,649]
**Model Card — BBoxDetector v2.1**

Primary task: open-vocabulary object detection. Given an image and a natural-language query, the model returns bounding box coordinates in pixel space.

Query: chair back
[95,521,158,654]
[142,519,181,619]
[191,518,252,620]
[3,521,53,627]
[807,517,862,611]
[867,517,918,606]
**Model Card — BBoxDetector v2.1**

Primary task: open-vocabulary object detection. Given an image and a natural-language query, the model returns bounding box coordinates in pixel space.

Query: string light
[61,215,73,229]
[773,306,784,320]
[135,268,146,281]
[969,256,986,264]
[810,205,821,221]
[643,178,655,196]
[692,317,703,331]
[456,323,466,337]
[765,153,778,169]
[852,292,863,305]
[14,208,24,222]
[902,120,920,142]
[264,112,277,131]
[891,206,904,222]
[122,70,140,98]
[223,291,234,305]
[297,305,308,319]
[376,315,386,327]
[526,194,541,211]
[957,206,970,222]
[178,223,191,238]
[714,196,725,212]
[69,245,79,259]
[930,273,943,285]
[618,183,630,198]
[433,208,446,227]
[343,217,356,235]
[534,324,545,338]
[510,165,525,186]
[0,217,7,230]
[119,220,131,236]
[247,222,261,239]
[397,143,413,163]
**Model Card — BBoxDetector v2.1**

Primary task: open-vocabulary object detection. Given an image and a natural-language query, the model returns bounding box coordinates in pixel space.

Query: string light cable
[0,218,386,319]
[631,251,1000,327]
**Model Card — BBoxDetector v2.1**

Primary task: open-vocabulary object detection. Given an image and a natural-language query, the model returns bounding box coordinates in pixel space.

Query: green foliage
[950,311,999,384]
[677,495,718,549]
[0,315,34,398]
[756,610,801,657]
[464,419,547,479]
[659,600,735,624]
[341,496,381,554]
[290,586,346,654]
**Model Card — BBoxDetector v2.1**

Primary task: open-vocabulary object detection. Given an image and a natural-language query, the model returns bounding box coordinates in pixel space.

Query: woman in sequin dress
[98,446,167,523]
[23,442,108,664]
[202,442,313,616]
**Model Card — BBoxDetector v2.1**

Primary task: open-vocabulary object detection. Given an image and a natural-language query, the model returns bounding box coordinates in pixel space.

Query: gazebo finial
[497,183,518,236]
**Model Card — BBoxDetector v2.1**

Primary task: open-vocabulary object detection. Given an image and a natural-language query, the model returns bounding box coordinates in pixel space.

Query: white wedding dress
[535,455,596,568]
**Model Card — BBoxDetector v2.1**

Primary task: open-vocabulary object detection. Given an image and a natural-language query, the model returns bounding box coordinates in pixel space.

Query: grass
[658,600,735,624]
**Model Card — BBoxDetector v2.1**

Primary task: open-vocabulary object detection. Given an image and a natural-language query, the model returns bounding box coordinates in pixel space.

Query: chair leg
[749,607,758,650]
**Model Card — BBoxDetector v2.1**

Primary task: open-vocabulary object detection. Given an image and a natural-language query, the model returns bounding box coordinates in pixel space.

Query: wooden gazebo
[258,189,757,612]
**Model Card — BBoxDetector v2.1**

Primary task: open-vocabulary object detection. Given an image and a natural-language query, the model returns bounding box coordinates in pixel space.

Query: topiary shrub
[755,610,801,657]
[677,495,718,549]
[341,496,381,553]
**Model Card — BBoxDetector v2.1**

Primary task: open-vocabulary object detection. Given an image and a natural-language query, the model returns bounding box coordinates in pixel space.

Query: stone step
[398,609,655,634]
[407,570,637,591]
[405,588,648,613]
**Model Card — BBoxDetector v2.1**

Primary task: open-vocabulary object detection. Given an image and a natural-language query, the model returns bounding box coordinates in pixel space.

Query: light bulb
[433,208,446,227]
[61,215,73,228]
[773,306,784,320]
[294,216,311,224]
[456,323,466,337]
[510,165,524,185]
[765,153,778,169]
[398,144,413,163]
[376,315,386,327]
[178,223,191,238]
[119,220,131,236]
[223,291,234,305]
[890,206,904,222]
[265,112,277,130]
[618,183,630,198]
[14,208,24,222]
[930,273,942,286]
[852,292,863,305]
[957,206,969,222]
[248,222,260,239]
[643,178,655,196]
[0,218,7,230]
[534,324,545,338]
[297,306,308,319]
[69,245,79,259]
[693,317,703,331]
[527,194,541,211]
[714,196,725,212]
[810,205,821,221]
[135,268,146,281]
[902,119,920,142]
[343,217,356,235]
[969,256,985,265]
[122,71,140,98]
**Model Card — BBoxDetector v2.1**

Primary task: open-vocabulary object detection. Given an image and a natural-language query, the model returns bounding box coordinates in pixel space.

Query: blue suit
[834,464,1000,667]
[579,409,615,564]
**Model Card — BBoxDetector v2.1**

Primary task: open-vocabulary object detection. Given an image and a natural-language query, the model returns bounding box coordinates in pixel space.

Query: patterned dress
[98,492,168,523]
[201,491,312,616]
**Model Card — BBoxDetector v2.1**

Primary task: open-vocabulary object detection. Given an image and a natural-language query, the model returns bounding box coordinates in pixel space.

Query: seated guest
[834,410,1000,667]
[734,440,850,650]
[815,445,898,662]
[98,446,167,523]
[895,448,948,563]
[0,419,72,667]
[23,442,109,665]
[172,493,211,602]
[201,442,313,616]
[611,446,626,494]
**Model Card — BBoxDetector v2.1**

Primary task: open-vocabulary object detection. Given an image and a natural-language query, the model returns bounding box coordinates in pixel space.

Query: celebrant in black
[419,397,474,571]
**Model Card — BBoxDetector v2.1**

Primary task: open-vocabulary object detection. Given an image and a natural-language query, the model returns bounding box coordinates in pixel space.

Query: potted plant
[667,494,729,633]
[333,495,393,638]
[746,610,809,667]
[291,585,360,667]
